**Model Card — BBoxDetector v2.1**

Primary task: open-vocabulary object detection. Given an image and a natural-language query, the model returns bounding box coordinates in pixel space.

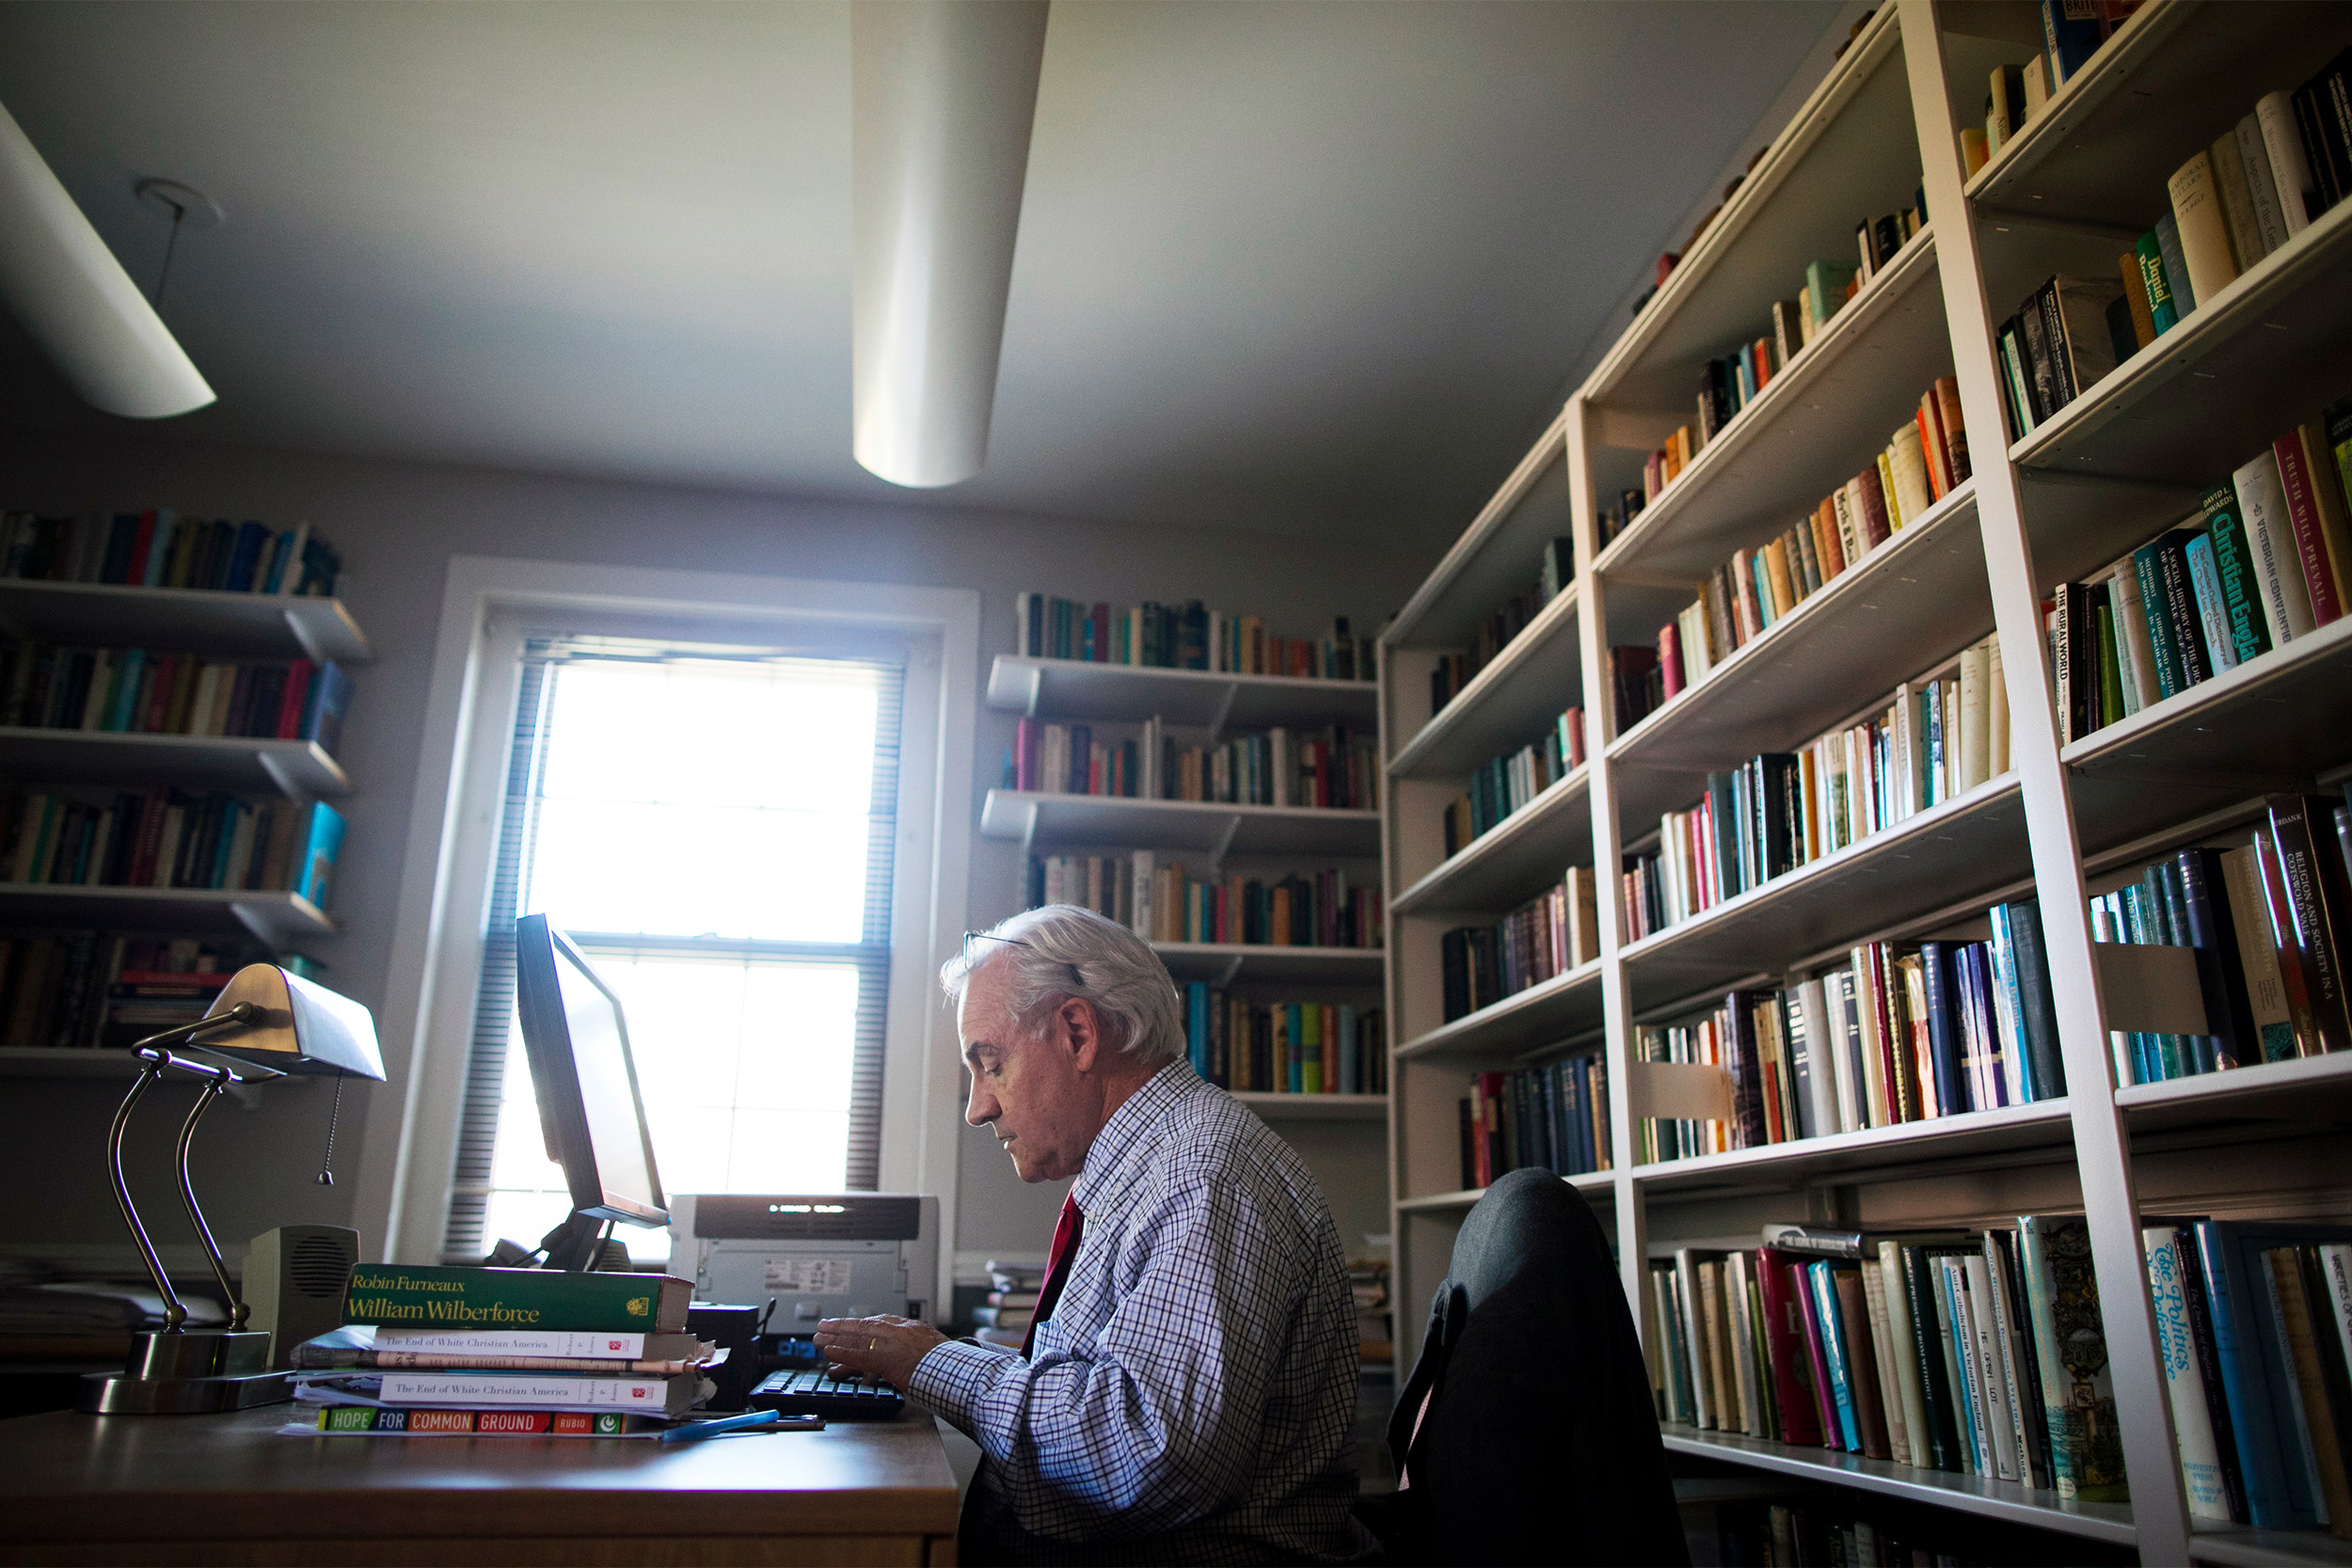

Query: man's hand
[812,1314,946,1391]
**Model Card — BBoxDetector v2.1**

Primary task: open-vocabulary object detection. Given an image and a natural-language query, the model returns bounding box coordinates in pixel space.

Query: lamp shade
[850,0,1048,488]
[0,97,215,420]
[197,965,384,1081]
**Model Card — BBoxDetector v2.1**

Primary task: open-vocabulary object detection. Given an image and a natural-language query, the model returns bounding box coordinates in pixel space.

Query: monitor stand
[540,1212,606,1273]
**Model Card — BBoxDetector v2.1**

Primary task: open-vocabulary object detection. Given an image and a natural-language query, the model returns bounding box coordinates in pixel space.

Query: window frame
[354,556,977,1294]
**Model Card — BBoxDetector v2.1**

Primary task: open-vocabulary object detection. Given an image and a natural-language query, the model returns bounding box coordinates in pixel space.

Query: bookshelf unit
[0,578,370,1064]
[977,649,1393,1241]
[1379,5,2352,1563]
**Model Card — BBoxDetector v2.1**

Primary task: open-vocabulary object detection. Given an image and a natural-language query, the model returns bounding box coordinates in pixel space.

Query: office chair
[1367,1169,1687,1566]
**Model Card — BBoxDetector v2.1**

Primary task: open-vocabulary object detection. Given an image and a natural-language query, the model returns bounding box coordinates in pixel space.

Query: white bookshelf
[0,884,333,945]
[0,579,371,664]
[1377,5,2352,1561]
[0,729,350,798]
[976,647,1391,1251]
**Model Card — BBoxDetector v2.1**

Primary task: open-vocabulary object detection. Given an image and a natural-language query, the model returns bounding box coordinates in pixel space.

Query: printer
[669,1194,941,1327]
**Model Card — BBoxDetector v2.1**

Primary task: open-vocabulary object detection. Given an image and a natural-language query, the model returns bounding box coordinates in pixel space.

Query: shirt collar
[1071,1057,1200,1210]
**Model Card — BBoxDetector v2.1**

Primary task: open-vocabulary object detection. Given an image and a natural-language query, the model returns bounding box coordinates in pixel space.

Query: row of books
[1438,867,1600,1023]
[1697,1497,1979,1568]
[0,930,276,1053]
[1997,66,2352,444]
[2092,797,2352,1087]
[1624,634,2009,941]
[1651,380,1973,717]
[1957,2,2142,175]
[1025,856,1383,952]
[1426,537,1574,716]
[1180,985,1386,1096]
[1637,903,2066,1164]
[0,512,342,598]
[1455,1054,1610,1188]
[1635,208,1928,512]
[1651,1220,2125,1500]
[2,791,344,908]
[296,1264,711,1435]
[1013,594,1375,682]
[1438,707,1584,859]
[1008,717,1377,812]
[2055,409,2352,747]
[1,643,353,751]
[2144,1221,2352,1532]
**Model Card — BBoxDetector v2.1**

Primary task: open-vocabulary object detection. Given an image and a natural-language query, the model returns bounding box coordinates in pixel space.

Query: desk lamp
[77,963,385,1415]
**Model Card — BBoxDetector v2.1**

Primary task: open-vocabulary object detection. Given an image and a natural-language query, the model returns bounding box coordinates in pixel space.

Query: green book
[2094,601,2125,728]
[2198,483,2272,662]
[342,1265,695,1334]
[2133,542,2185,699]
[1804,261,1860,329]
[2136,231,2178,335]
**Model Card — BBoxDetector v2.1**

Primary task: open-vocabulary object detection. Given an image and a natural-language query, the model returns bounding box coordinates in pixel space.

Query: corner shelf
[980,789,1379,858]
[1230,1092,1387,1121]
[1658,1428,2137,1546]
[0,729,351,799]
[984,655,1375,732]
[0,884,333,945]
[0,580,371,664]
[1151,942,1384,987]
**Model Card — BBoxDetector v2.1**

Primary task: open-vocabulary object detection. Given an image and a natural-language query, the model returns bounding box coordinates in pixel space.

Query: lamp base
[76,1368,292,1414]
[74,1328,291,1414]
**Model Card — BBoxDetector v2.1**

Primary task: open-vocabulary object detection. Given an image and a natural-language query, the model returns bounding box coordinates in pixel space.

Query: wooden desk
[0,1404,960,1566]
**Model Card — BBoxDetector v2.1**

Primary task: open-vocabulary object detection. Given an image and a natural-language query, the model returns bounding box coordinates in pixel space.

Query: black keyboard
[748,1368,906,1420]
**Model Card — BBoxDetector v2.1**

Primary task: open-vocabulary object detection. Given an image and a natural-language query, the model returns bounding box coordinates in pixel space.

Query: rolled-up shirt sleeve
[908,1173,1297,1544]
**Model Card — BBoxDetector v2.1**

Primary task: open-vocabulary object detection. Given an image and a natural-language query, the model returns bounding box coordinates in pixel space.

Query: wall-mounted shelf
[981,789,1379,858]
[0,884,332,945]
[0,729,351,799]
[1230,1092,1387,1121]
[1151,942,1385,987]
[0,580,372,664]
[985,655,1375,732]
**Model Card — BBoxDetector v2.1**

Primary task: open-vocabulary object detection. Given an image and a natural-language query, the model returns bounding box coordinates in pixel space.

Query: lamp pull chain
[316,1069,345,1186]
[151,198,186,309]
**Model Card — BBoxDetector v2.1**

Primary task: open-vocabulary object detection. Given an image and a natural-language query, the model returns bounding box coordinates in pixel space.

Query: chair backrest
[1384,1169,1687,1566]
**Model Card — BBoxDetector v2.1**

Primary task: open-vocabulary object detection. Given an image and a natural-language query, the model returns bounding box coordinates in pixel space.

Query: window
[442,634,902,1263]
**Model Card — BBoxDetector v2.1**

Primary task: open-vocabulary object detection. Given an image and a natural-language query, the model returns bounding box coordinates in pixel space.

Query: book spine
[2147,1227,2235,1520]
[2275,430,2346,625]
[2195,1223,2296,1528]
[342,1267,686,1333]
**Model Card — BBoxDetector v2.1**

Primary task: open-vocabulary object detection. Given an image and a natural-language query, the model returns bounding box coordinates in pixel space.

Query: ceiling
[0,1,1843,551]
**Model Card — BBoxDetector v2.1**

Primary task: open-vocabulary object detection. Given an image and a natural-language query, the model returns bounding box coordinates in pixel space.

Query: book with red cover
[1756,1246,1827,1446]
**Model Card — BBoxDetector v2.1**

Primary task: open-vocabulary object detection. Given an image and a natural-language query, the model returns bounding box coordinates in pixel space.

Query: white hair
[941,905,1185,1068]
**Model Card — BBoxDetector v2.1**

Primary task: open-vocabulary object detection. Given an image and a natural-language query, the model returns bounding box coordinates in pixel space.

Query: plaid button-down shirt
[910,1060,1369,1564]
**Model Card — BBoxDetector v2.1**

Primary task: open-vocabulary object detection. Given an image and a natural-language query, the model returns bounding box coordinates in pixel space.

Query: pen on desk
[661,1409,794,1443]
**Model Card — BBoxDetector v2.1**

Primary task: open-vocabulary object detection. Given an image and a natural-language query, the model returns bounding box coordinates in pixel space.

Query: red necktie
[1021,1191,1084,1358]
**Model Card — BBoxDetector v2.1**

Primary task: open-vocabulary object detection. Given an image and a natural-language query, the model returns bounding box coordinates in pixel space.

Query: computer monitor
[514,913,668,1270]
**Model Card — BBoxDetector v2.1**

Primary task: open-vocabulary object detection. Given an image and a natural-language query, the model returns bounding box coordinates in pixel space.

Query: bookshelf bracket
[1215,954,1243,988]
[1204,681,1237,746]
[1021,664,1042,716]
[2090,942,2208,1037]
[278,606,326,665]
[1206,814,1241,876]
[255,752,300,803]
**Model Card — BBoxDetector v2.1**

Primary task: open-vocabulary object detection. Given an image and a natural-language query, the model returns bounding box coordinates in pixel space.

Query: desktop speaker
[246,1225,358,1369]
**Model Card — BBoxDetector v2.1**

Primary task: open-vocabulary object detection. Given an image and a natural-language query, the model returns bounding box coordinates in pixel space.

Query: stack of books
[1623,631,2008,941]
[1439,707,1585,858]
[293,1264,709,1437]
[1,791,344,909]
[1648,380,1970,718]
[1013,594,1374,682]
[2143,1220,2352,1532]
[1637,901,2066,1165]
[2052,404,2351,746]
[1439,868,1600,1022]
[1632,210,1931,515]
[1009,717,1377,813]
[1960,3,2145,176]
[1181,987,1385,1096]
[1,644,352,752]
[1457,1053,1610,1187]
[1028,854,1381,952]
[974,1262,1042,1350]
[1427,538,1575,717]
[1652,1219,2129,1501]
[2092,793,2352,1085]
[0,512,342,598]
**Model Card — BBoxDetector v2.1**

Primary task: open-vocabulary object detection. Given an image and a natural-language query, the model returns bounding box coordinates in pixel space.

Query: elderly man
[814,905,1370,1565]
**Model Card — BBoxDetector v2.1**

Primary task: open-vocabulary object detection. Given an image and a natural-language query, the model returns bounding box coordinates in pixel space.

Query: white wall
[0,429,1430,1279]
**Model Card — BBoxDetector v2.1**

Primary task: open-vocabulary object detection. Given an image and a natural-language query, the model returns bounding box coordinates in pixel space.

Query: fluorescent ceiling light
[0,97,215,419]
[851,0,1048,488]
